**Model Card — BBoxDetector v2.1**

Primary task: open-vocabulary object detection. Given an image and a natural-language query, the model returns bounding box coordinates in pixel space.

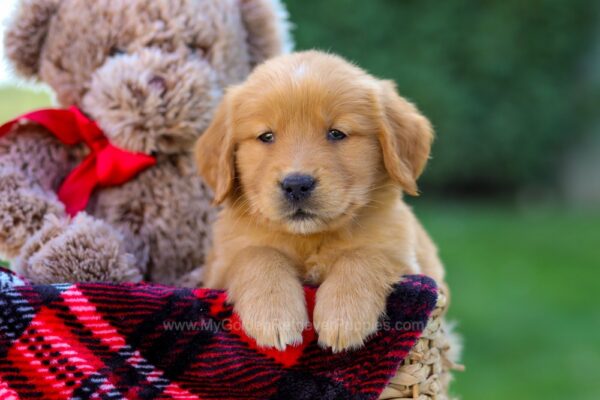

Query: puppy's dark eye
[258,132,275,143]
[109,47,125,57]
[327,129,347,141]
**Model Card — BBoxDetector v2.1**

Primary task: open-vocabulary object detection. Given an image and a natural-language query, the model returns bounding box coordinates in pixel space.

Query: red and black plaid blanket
[0,269,437,400]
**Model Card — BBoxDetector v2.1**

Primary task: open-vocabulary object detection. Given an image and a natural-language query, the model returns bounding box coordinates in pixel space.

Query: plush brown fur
[0,0,290,285]
[196,51,445,352]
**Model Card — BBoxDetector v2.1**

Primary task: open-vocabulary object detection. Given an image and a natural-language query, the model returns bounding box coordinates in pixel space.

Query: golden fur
[196,51,445,352]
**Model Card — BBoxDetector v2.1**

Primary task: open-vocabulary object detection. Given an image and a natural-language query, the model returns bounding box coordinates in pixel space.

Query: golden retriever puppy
[195,51,445,352]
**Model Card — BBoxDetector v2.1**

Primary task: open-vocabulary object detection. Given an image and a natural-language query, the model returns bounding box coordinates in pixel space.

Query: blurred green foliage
[284,0,598,194]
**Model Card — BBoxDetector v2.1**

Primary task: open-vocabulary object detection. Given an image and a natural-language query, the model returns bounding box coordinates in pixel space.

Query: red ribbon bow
[0,106,156,216]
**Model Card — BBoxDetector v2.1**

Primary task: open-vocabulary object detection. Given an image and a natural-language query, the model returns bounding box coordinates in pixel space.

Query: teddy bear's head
[4,0,290,155]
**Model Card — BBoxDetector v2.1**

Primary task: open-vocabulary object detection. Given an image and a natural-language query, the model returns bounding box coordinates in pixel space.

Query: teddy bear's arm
[0,125,141,284]
[0,124,78,257]
[91,156,217,286]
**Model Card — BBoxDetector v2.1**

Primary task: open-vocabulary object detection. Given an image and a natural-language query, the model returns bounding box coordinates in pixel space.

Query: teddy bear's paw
[16,213,142,284]
[313,286,384,353]
[0,172,65,258]
[235,290,309,351]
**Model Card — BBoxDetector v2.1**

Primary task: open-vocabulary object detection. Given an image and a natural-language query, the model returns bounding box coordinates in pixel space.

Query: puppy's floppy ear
[376,80,434,196]
[240,0,293,67]
[4,0,62,79]
[195,90,237,205]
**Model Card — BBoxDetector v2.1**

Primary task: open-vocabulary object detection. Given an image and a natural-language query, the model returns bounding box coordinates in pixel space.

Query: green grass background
[414,202,600,399]
[1,81,599,398]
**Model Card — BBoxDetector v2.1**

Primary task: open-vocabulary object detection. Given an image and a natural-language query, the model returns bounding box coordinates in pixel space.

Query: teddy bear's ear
[4,0,62,78]
[240,0,293,67]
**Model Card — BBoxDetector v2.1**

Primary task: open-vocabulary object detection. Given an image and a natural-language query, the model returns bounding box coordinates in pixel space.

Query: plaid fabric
[0,269,437,400]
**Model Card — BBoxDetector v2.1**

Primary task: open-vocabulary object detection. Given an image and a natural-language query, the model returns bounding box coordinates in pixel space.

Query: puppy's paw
[234,289,308,351]
[314,283,385,353]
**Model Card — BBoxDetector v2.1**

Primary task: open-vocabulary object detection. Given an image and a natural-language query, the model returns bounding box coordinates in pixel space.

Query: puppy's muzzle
[280,173,316,204]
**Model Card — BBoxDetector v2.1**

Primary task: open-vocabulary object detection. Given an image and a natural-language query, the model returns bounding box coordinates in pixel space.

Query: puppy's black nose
[281,174,316,203]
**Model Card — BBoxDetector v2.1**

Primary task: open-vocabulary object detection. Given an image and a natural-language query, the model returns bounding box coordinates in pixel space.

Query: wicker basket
[379,287,463,399]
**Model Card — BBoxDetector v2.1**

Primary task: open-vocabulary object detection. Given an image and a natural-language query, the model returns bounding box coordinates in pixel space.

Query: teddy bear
[0,0,291,286]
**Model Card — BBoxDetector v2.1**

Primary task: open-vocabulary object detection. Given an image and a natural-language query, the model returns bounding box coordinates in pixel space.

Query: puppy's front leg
[227,246,308,350]
[314,250,399,352]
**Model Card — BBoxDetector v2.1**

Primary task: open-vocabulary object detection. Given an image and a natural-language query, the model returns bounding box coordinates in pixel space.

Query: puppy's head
[196,51,433,234]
